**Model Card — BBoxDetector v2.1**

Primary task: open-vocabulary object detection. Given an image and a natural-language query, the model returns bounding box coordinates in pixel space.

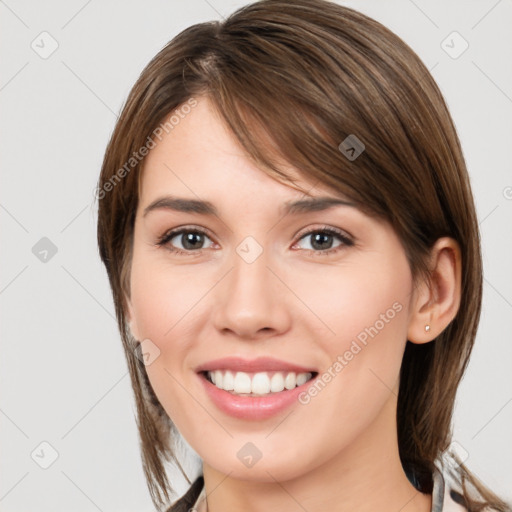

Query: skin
[127,96,461,512]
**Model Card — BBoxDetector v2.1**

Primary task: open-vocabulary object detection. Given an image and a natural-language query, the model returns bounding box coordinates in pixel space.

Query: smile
[204,370,316,396]
[198,370,319,420]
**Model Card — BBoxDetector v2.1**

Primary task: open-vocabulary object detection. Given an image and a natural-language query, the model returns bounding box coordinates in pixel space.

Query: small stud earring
[425,324,431,332]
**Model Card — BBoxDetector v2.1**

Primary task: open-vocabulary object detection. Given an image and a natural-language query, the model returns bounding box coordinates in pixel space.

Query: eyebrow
[142,195,357,218]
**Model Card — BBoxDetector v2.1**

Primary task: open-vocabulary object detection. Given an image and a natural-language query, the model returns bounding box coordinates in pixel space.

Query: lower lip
[197,372,317,420]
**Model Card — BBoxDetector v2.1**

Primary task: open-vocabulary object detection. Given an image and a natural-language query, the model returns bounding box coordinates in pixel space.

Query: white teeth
[206,370,314,395]
[252,372,271,394]
[270,373,285,392]
[284,372,296,390]
[296,372,309,386]
[234,372,252,393]
[222,370,234,391]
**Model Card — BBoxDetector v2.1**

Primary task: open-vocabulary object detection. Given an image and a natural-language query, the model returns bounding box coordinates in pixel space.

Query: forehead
[138,96,352,209]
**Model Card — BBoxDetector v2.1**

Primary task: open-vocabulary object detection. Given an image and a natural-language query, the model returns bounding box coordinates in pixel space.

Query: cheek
[128,252,212,422]
[129,251,205,344]
[293,252,411,351]
[290,255,412,416]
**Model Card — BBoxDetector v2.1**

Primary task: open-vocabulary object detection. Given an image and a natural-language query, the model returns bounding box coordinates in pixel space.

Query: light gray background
[1,1,511,510]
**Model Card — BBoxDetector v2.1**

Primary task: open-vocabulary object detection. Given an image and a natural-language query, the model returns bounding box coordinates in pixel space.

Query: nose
[211,243,292,340]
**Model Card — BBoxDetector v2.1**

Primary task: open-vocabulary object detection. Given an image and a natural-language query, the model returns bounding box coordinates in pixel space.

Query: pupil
[183,232,203,250]
[312,233,332,250]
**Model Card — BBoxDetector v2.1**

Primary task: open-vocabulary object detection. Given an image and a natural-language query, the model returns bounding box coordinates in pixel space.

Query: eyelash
[156,225,354,257]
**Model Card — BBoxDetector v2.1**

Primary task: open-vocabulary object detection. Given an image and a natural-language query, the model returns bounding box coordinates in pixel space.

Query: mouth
[194,356,320,419]
[199,369,319,397]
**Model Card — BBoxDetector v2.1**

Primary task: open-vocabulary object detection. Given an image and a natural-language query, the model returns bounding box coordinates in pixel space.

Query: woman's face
[128,96,418,482]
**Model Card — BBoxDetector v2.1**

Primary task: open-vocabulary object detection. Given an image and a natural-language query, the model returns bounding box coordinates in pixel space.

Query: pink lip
[195,356,317,374]
[197,371,318,420]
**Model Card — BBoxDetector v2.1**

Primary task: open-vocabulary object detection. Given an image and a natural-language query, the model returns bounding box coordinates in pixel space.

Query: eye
[156,227,215,255]
[156,225,354,256]
[293,226,354,255]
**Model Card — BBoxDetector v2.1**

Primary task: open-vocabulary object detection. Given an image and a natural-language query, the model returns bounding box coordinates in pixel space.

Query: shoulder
[432,451,507,512]
[165,475,204,512]
[431,453,468,512]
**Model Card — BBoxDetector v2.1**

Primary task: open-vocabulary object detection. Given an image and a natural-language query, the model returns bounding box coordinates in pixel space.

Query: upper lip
[195,357,318,374]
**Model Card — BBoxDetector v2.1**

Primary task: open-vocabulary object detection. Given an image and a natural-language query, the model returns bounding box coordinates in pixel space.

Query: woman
[96,1,510,511]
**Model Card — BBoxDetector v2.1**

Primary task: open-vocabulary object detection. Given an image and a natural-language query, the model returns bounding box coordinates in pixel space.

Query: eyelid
[294,224,354,243]
[291,225,355,254]
[156,224,215,243]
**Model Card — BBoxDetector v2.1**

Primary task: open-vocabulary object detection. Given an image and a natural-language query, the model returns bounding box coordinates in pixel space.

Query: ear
[407,237,462,344]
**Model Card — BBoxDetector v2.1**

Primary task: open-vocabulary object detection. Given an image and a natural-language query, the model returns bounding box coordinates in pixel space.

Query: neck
[201,394,432,512]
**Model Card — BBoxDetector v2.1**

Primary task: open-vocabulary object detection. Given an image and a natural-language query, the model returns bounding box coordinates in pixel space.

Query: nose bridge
[212,236,290,337]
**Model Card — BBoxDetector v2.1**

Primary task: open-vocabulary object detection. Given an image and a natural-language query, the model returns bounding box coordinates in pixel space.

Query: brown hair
[96,1,509,510]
